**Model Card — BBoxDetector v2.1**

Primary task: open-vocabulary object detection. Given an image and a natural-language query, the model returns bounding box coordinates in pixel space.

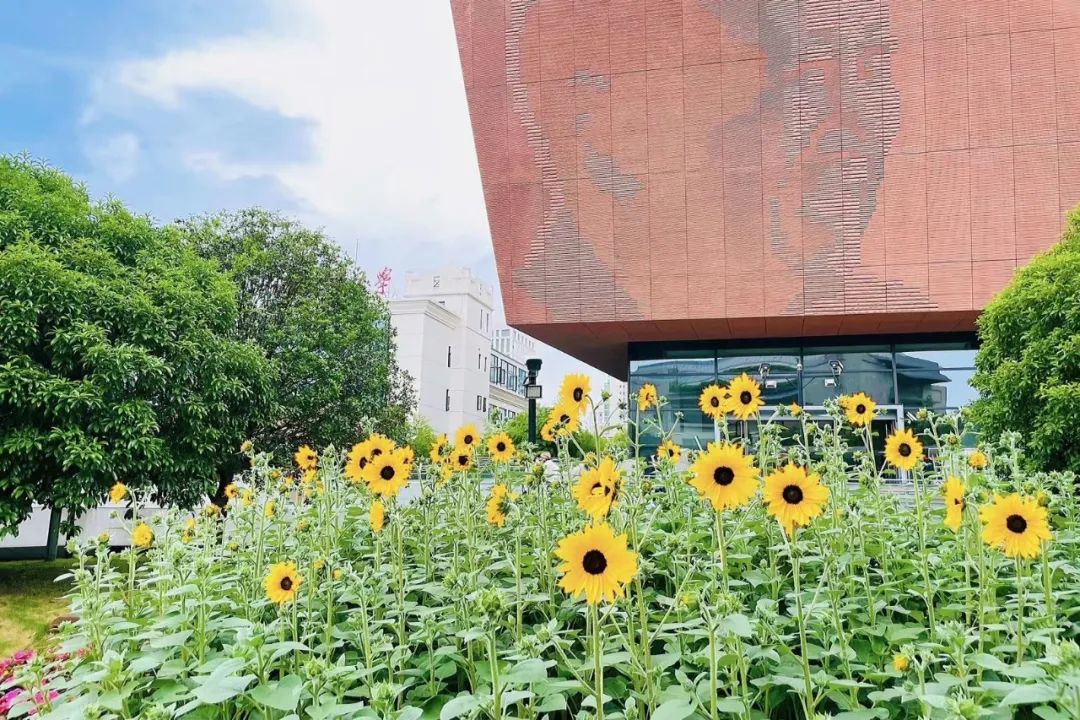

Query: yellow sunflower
[560,373,592,411]
[555,522,638,605]
[789,403,803,417]
[455,424,481,451]
[241,489,254,507]
[884,428,924,471]
[109,482,128,504]
[451,448,474,472]
[844,392,877,427]
[548,402,581,437]
[698,384,727,421]
[264,500,276,519]
[345,441,372,483]
[689,442,759,511]
[264,561,303,604]
[370,500,385,534]
[540,420,557,442]
[363,448,411,497]
[980,493,1052,559]
[723,373,763,420]
[637,383,658,412]
[968,450,988,470]
[486,484,517,527]
[892,654,910,672]
[573,457,621,519]
[294,445,318,471]
[656,439,681,463]
[224,483,239,500]
[764,463,829,535]
[366,433,396,460]
[131,522,153,548]
[430,434,449,463]
[439,464,455,485]
[943,476,966,532]
[487,432,516,463]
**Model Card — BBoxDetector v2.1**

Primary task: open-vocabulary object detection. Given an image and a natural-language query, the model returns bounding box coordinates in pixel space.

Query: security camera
[829,360,844,376]
[758,363,770,380]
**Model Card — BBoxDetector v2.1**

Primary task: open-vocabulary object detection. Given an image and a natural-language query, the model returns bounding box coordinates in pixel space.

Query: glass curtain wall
[629,336,977,454]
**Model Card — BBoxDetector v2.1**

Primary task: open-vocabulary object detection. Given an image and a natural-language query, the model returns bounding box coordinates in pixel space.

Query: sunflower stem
[714,511,730,595]
[591,603,605,720]
[788,532,815,718]
[1015,556,1026,665]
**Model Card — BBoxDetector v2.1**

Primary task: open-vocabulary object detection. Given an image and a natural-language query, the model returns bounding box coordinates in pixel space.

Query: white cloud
[84,0,615,389]
[82,132,140,182]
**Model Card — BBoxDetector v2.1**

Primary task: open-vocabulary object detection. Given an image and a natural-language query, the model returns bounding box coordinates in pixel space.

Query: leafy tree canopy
[179,209,414,463]
[971,208,1080,472]
[0,157,273,532]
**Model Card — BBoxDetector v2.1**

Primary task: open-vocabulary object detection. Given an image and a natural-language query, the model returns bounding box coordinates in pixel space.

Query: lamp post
[525,358,543,443]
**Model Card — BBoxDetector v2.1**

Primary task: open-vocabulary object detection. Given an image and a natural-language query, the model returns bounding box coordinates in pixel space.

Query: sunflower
[943,476,966,532]
[689,442,759,511]
[439,464,455,485]
[399,446,415,469]
[264,562,303,605]
[486,484,517,527]
[980,493,1052,559]
[332,569,344,581]
[559,372,592,409]
[844,392,877,427]
[264,500,276,519]
[656,439,681,463]
[549,402,581,437]
[451,448,474,472]
[345,441,372,483]
[369,499,385,533]
[637,384,658,412]
[363,448,411,497]
[573,457,621,519]
[487,432,516,463]
[366,433,397,460]
[556,523,638,605]
[540,420,557,442]
[764,463,830,535]
[884,428,924,471]
[698,384,727,421]
[455,424,480,451]
[789,403,803,417]
[968,450,988,470]
[109,482,128,504]
[723,373,763,420]
[892,654,910,672]
[294,445,318,471]
[430,434,449,463]
[224,483,239,500]
[131,522,153,548]
[241,489,254,507]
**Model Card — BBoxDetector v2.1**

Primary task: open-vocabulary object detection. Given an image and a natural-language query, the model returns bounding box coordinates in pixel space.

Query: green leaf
[1002,685,1058,706]
[652,698,696,720]
[440,694,483,720]
[250,675,304,711]
[501,659,550,685]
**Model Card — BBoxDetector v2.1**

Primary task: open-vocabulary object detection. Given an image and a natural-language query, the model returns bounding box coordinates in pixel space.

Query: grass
[0,559,74,657]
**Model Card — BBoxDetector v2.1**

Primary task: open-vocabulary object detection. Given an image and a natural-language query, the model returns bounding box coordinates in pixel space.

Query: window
[445,389,450,411]
[447,346,452,367]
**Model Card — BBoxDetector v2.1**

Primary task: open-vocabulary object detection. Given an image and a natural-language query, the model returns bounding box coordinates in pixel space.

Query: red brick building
[451,0,1080,438]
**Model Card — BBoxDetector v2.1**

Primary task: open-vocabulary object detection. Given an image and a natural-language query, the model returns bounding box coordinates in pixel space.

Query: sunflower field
[7,374,1080,720]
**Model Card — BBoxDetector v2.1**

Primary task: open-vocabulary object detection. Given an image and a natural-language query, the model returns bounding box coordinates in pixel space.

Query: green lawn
[0,559,74,657]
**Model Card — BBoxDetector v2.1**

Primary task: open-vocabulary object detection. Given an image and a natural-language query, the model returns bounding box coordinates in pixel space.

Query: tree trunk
[45,506,62,560]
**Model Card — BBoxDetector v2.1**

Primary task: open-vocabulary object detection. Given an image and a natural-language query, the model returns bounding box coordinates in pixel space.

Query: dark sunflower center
[280,577,293,591]
[371,448,382,457]
[458,455,469,466]
[953,497,963,506]
[740,391,752,404]
[713,466,735,486]
[573,388,583,402]
[898,443,912,457]
[464,434,473,445]
[710,396,720,407]
[496,442,506,452]
[782,485,804,504]
[1006,514,1028,534]
[855,403,866,414]
[359,457,368,469]
[582,549,608,575]
[380,466,395,481]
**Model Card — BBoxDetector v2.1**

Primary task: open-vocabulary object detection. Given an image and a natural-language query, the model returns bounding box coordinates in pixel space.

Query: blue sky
[0,0,608,388]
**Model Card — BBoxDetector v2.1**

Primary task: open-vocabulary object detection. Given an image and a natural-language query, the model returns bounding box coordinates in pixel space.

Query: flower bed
[13,376,1080,719]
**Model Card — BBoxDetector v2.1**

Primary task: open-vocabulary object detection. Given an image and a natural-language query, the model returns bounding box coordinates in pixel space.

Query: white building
[389,268,496,434]
[597,378,629,431]
[488,327,535,424]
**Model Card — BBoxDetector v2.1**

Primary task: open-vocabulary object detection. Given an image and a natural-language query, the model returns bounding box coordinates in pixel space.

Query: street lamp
[525,358,542,443]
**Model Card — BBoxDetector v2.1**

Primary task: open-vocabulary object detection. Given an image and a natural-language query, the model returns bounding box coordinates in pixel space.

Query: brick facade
[450,0,1080,376]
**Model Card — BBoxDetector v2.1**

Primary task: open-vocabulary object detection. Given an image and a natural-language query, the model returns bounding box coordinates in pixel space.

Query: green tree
[971,207,1080,472]
[0,157,274,535]
[179,210,414,464]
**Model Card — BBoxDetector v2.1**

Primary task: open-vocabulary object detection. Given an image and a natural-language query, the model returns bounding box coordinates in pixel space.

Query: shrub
[971,207,1080,473]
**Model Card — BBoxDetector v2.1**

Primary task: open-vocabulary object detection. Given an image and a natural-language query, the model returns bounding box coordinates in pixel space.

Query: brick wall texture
[450,0,1080,375]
